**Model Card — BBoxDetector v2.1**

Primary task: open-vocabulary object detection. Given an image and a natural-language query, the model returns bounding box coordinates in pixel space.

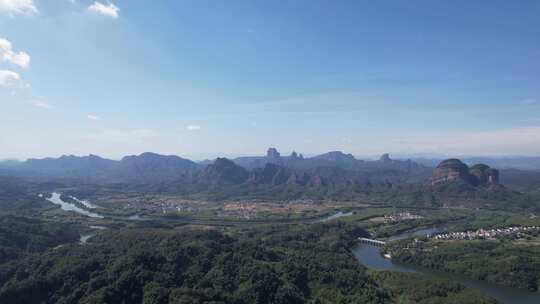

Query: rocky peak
[431,159,500,186]
[379,153,392,162]
[431,159,471,185]
[469,164,499,185]
[201,158,249,184]
[266,147,281,159]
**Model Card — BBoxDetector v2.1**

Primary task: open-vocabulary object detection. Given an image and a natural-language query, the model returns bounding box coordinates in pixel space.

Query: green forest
[387,238,540,291]
[0,216,498,304]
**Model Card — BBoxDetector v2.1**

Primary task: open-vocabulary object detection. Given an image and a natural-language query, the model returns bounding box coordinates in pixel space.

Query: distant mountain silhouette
[2,152,539,209]
[232,148,427,176]
[19,154,116,179]
[3,152,199,183]
[0,149,432,186]
[198,158,249,185]
[113,152,199,183]
[183,159,389,201]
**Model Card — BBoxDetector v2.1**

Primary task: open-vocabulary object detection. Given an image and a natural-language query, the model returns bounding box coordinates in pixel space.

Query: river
[46,193,104,219]
[79,226,108,244]
[316,211,354,222]
[44,193,151,221]
[352,228,540,304]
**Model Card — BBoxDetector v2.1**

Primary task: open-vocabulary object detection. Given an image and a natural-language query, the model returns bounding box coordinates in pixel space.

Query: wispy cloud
[0,0,38,16]
[0,38,30,69]
[30,99,51,109]
[186,125,201,131]
[88,2,119,18]
[87,114,100,120]
[0,70,20,87]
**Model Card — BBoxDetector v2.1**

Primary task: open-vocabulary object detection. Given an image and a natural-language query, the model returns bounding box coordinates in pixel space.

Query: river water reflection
[352,228,540,304]
[46,193,104,219]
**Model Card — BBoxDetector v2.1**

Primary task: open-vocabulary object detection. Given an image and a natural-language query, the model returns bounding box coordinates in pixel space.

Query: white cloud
[0,38,30,69]
[30,99,51,109]
[88,2,119,18]
[87,114,99,120]
[0,70,20,87]
[0,0,37,16]
[186,125,201,131]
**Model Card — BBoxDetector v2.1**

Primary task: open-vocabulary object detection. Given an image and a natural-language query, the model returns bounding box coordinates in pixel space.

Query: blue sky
[1,0,539,160]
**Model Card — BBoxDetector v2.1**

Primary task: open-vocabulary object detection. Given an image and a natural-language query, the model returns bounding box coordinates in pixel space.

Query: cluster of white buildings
[384,212,423,223]
[126,200,198,214]
[432,226,540,241]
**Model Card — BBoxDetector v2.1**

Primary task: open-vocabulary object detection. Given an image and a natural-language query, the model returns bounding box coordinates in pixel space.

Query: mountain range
[2,149,539,209]
[0,148,429,184]
[0,152,199,183]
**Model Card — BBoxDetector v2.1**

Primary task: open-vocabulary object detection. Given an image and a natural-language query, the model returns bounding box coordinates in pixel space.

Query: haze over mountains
[411,156,540,171]
[2,147,539,210]
[0,149,429,183]
[2,148,539,184]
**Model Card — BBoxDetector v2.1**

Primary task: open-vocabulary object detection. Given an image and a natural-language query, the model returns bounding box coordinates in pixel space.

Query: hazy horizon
[2,1,539,159]
[3,149,540,163]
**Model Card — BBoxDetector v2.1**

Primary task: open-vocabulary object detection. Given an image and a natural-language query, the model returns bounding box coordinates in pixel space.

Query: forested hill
[0,222,497,304]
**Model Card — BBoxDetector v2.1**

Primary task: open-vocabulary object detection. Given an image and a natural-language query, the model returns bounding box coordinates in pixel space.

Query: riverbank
[353,228,540,304]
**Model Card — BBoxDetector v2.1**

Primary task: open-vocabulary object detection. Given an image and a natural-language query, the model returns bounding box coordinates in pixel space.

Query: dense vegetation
[0,177,81,263]
[0,215,79,264]
[387,238,540,291]
[371,271,496,304]
[2,166,540,303]
[0,176,51,214]
[0,220,499,304]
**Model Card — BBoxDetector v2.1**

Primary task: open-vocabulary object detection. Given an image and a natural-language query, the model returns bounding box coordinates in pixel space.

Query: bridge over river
[358,237,386,247]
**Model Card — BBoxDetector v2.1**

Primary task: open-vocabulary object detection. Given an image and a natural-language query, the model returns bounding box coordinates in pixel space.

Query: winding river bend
[46,193,104,219]
[39,196,540,303]
[352,228,540,304]
[44,193,150,221]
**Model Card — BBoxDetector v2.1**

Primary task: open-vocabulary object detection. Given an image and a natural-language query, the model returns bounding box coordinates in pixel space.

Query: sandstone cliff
[431,159,499,186]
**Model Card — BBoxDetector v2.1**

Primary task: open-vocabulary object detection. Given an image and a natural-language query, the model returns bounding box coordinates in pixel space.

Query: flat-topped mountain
[411,156,540,171]
[313,151,357,163]
[430,159,499,187]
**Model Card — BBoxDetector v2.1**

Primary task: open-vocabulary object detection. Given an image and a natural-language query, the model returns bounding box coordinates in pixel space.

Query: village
[383,211,423,223]
[120,196,344,219]
[432,226,540,241]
